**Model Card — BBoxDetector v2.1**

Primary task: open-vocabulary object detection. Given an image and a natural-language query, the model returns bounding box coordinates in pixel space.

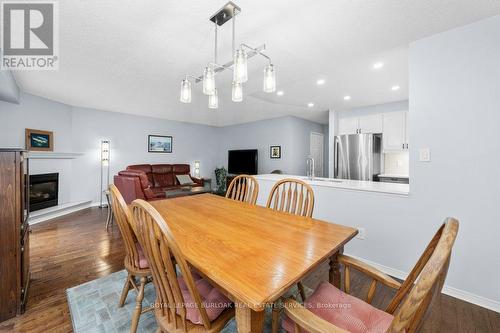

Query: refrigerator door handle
[335,139,339,177]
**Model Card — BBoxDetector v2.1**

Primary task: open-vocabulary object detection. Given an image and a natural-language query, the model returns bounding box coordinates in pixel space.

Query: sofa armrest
[191,177,204,186]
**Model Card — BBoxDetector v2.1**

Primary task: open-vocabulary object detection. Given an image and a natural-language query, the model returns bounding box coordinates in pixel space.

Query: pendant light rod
[241,43,272,64]
[214,21,218,64]
[190,44,266,83]
[232,6,236,55]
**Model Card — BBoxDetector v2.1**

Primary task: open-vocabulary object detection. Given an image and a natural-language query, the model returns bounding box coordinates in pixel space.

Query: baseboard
[29,200,96,225]
[346,253,500,313]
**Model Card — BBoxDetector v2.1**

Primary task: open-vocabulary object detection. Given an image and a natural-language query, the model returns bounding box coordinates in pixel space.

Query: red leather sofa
[113,164,203,204]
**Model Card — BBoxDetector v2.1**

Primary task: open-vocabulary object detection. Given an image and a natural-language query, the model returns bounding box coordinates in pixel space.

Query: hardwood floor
[0,208,125,333]
[0,207,498,332]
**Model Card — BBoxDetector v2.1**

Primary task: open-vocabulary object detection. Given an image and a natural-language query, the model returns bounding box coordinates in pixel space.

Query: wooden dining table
[150,193,358,333]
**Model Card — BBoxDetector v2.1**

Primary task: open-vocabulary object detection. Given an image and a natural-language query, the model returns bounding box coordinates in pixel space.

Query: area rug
[67,270,288,332]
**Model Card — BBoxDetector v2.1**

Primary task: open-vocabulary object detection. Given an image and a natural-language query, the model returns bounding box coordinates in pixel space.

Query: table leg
[236,304,265,333]
[329,246,344,288]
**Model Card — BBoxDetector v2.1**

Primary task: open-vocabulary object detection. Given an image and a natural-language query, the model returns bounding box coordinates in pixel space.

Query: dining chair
[266,178,314,217]
[225,174,259,204]
[281,218,459,333]
[130,199,235,333]
[267,178,315,332]
[109,185,152,333]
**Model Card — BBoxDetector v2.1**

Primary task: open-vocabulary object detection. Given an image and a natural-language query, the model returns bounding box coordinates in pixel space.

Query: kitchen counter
[378,174,409,178]
[255,174,410,196]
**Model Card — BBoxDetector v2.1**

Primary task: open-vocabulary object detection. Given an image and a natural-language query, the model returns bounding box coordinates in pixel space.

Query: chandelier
[179,2,276,108]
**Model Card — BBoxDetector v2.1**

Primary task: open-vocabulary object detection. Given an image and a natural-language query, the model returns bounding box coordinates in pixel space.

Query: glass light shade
[203,66,216,95]
[208,89,218,109]
[179,79,191,103]
[233,49,248,83]
[263,64,276,93]
[194,161,200,178]
[101,140,110,166]
[232,81,243,102]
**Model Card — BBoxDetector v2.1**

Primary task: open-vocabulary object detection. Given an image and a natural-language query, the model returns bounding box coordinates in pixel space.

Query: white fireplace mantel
[28,151,84,159]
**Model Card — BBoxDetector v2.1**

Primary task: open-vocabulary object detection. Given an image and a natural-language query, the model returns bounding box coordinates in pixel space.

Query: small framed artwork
[148,135,172,153]
[270,145,281,159]
[25,128,53,151]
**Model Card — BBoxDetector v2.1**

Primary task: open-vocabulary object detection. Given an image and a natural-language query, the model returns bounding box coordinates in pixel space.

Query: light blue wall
[217,116,326,176]
[408,15,500,303]
[0,93,326,203]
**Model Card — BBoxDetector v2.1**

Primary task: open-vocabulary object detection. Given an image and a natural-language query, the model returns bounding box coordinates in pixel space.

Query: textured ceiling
[11,0,500,126]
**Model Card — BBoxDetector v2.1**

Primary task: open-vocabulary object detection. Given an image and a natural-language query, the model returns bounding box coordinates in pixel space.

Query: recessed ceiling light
[307,103,314,107]
[344,95,351,101]
[373,62,384,70]
[277,90,284,96]
[391,85,400,91]
[316,79,326,85]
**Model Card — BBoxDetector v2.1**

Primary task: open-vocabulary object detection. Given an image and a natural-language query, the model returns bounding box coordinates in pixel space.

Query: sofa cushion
[152,164,174,188]
[176,174,195,186]
[282,281,395,333]
[151,164,173,174]
[118,170,150,189]
[127,164,154,187]
[173,164,190,174]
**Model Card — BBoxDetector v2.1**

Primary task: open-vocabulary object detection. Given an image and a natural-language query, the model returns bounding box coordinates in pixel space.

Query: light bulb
[232,82,243,102]
[263,64,276,93]
[179,79,191,103]
[203,66,215,95]
[208,89,218,109]
[233,49,248,83]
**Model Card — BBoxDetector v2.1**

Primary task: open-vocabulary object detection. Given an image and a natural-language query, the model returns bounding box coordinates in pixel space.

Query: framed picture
[270,145,281,159]
[148,135,172,153]
[25,128,53,151]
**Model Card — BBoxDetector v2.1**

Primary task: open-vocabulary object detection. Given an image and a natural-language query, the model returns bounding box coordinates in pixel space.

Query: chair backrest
[109,184,142,270]
[130,199,213,331]
[225,175,259,204]
[387,218,459,333]
[266,178,314,217]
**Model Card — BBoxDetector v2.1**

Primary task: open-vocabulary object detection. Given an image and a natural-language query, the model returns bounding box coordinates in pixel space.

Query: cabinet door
[20,228,29,313]
[359,114,383,133]
[383,111,406,151]
[338,117,359,135]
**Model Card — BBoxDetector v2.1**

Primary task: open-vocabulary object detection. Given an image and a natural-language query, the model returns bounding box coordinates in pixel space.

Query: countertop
[378,174,410,178]
[255,174,410,195]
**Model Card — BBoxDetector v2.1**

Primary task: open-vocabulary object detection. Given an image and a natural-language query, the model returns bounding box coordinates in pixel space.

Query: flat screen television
[228,149,258,175]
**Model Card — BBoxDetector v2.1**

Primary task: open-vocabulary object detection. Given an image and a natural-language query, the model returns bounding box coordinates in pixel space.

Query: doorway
[310,132,324,177]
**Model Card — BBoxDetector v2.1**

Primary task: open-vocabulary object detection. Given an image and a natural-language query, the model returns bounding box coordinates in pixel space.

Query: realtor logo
[1,1,59,70]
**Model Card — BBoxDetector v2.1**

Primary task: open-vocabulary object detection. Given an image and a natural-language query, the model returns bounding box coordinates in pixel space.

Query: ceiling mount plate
[209,1,241,26]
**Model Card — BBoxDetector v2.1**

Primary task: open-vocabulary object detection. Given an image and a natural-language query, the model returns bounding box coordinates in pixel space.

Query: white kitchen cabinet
[338,114,383,135]
[358,114,383,133]
[338,117,359,135]
[383,111,409,151]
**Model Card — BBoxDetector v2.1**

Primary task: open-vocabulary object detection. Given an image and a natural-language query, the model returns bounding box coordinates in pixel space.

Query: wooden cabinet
[382,111,409,151]
[338,115,383,135]
[0,149,30,322]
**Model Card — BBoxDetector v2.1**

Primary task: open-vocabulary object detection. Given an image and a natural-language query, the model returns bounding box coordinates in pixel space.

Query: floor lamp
[100,140,110,208]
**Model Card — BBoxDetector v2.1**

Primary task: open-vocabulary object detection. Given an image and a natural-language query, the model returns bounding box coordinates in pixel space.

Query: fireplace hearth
[29,173,59,212]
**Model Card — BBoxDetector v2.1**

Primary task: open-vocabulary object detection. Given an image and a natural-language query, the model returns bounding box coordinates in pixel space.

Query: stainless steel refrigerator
[334,134,382,181]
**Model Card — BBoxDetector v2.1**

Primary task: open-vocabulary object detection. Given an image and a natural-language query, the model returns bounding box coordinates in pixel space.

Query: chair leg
[130,276,147,333]
[297,281,307,301]
[272,303,281,333]
[119,273,133,307]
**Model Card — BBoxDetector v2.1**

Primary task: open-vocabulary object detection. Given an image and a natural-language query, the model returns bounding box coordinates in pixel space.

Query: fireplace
[29,173,59,212]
